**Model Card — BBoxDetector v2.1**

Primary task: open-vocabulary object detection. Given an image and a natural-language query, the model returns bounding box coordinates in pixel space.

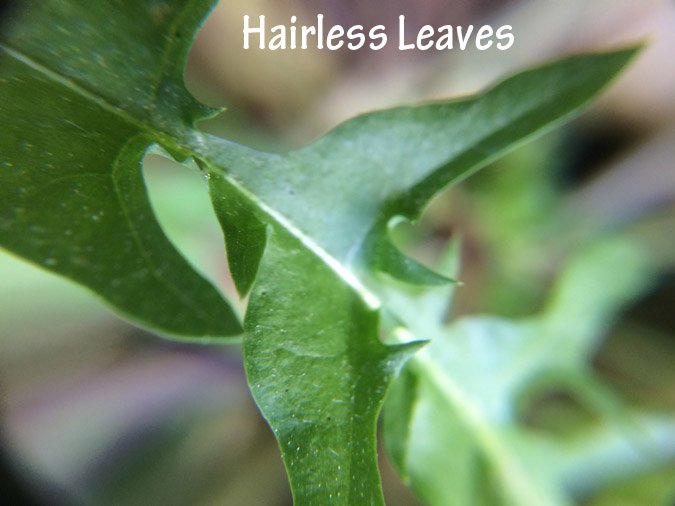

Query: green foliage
[383,239,675,505]
[1,1,666,505]
[0,0,240,338]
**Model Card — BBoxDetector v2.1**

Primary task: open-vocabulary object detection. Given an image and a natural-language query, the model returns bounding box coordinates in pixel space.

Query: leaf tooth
[383,340,428,374]
[365,220,455,286]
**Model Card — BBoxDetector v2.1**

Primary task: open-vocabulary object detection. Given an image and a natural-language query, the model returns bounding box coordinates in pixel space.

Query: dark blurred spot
[518,389,596,436]
[0,396,50,506]
[1,380,69,506]
[0,446,41,506]
[557,119,643,188]
[0,0,20,36]
[593,277,675,410]
[625,273,675,334]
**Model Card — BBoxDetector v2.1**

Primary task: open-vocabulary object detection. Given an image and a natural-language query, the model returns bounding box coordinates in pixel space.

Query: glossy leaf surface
[201,50,637,504]
[0,1,643,504]
[0,0,240,338]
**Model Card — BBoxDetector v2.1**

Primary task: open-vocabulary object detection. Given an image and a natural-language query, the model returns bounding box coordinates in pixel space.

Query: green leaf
[198,48,639,282]
[200,53,638,503]
[0,0,240,339]
[244,223,421,505]
[0,1,642,503]
[201,51,639,502]
[383,238,675,506]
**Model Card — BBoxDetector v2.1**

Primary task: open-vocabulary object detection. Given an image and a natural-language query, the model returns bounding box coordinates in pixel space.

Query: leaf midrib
[0,42,381,309]
[1,43,236,330]
[0,43,182,149]
[408,346,563,506]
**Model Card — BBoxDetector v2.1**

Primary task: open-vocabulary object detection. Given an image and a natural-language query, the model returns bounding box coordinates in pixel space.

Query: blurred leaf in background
[384,237,675,506]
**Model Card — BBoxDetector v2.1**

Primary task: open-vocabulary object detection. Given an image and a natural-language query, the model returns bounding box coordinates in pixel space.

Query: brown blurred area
[188,0,675,140]
[1,1,674,505]
[187,0,522,142]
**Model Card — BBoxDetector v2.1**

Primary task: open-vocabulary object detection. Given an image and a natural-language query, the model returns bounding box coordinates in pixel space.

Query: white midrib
[4,42,556,504]
[196,148,382,310]
[396,325,561,506]
[1,43,382,312]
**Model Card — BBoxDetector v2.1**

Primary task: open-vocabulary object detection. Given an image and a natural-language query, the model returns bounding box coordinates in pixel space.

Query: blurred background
[1,0,674,504]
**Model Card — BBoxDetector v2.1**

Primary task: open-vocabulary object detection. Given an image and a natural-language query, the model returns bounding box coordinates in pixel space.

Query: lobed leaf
[0,0,240,338]
[197,48,639,287]
[383,239,675,506]
[0,1,646,504]
[199,51,640,502]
